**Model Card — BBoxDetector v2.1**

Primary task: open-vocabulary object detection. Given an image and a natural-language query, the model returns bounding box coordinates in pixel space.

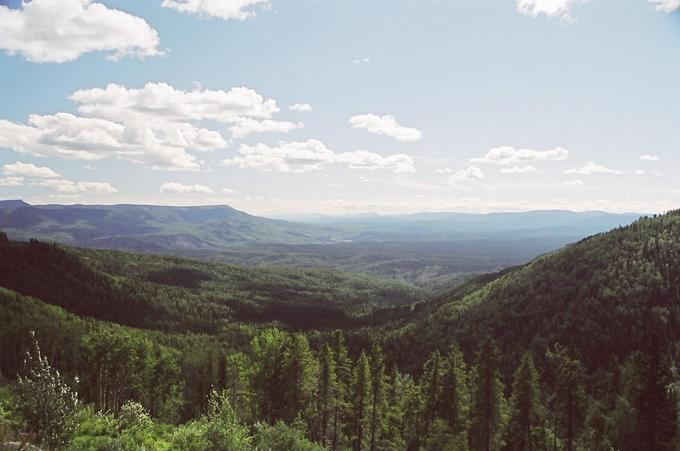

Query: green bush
[17,331,80,449]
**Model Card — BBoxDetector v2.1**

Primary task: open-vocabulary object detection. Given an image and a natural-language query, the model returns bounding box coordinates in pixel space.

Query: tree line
[2,325,678,450]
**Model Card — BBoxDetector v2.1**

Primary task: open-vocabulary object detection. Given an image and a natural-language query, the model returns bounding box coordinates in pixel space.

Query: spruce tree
[468,338,506,451]
[421,350,442,435]
[545,344,584,451]
[315,344,338,446]
[351,352,372,451]
[504,352,541,451]
[331,330,352,450]
[439,343,469,435]
[368,343,387,451]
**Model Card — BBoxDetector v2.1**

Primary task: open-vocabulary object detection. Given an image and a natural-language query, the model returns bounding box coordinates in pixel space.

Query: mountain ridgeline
[0,200,642,292]
[0,209,679,450]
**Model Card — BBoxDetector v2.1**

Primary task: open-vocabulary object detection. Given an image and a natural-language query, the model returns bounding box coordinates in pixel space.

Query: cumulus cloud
[70,82,278,123]
[35,179,117,194]
[228,118,303,139]
[353,58,371,64]
[639,154,660,161]
[223,139,417,174]
[499,165,540,174]
[472,146,569,165]
[289,104,312,112]
[349,114,422,142]
[563,161,626,175]
[223,140,335,173]
[3,161,60,178]
[449,166,485,181]
[162,0,270,21]
[0,177,24,187]
[649,0,680,12]
[565,179,584,186]
[336,151,415,173]
[0,82,298,171]
[0,0,161,63]
[160,182,214,194]
[516,0,588,21]
[435,168,452,174]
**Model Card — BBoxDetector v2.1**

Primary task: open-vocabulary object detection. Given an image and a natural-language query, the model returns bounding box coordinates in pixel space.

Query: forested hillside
[0,236,426,331]
[0,201,641,293]
[1,212,680,450]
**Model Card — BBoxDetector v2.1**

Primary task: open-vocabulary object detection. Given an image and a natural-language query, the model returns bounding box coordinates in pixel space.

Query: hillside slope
[0,235,427,331]
[387,211,680,374]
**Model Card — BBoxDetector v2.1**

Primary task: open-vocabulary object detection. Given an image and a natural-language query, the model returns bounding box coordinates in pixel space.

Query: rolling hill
[385,211,680,377]
[0,200,643,292]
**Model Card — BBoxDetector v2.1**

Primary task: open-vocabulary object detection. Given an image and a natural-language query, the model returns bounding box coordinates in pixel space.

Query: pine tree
[421,350,443,436]
[382,365,407,450]
[545,344,584,451]
[280,333,318,423]
[368,343,387,451]
[617,337,677,451]
[504,352,541,451]
[331,330,352,450]
[351,352,372,451]
[315,344,338,446]
[251,328,288,424]
[468,338,506,451]
[439,343,469,435]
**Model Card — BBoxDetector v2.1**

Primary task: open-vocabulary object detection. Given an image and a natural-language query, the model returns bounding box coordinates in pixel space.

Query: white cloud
[0,0,161,63]
[3,161,60,178]
[565,179,584,186]
[449,166,485,181]
[499,165,540,174]
[36,179,117,194]
[0,177,24,187]
[435,168,452,174]
[336,151,415,173]
[472,146,569,165]
[289,103,312,112]
[228,118,303,139]
[353,57,371,64]
[0,82,297,171]
[649,0,680,12]
[162,0,270,21]
[222,188,236,194]
[563,161,626,175]
[516,0,588,21]
[223,140,417,174]
[70,82,279,123]
[223,140,335,173]
[349,114,422,142]
[160,182,214,194]
[639,154,660,161]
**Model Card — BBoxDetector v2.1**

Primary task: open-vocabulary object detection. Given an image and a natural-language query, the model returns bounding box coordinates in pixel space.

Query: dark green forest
[1,211,680,450]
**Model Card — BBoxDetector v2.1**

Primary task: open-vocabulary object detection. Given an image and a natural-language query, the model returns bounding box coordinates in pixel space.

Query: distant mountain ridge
[0,201,645,286]
[0,202,337,250]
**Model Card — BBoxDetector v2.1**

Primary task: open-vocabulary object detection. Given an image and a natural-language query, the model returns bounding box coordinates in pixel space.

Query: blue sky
[0,0,679,215]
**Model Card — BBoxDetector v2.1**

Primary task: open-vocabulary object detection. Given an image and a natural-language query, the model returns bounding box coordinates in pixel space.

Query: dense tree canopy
[2,211,680,449]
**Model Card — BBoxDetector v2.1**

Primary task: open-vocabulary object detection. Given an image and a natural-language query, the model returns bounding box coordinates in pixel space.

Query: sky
[0,0,679,216]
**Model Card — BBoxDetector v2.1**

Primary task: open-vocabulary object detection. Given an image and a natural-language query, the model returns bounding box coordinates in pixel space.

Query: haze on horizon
[1,0,679,216]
